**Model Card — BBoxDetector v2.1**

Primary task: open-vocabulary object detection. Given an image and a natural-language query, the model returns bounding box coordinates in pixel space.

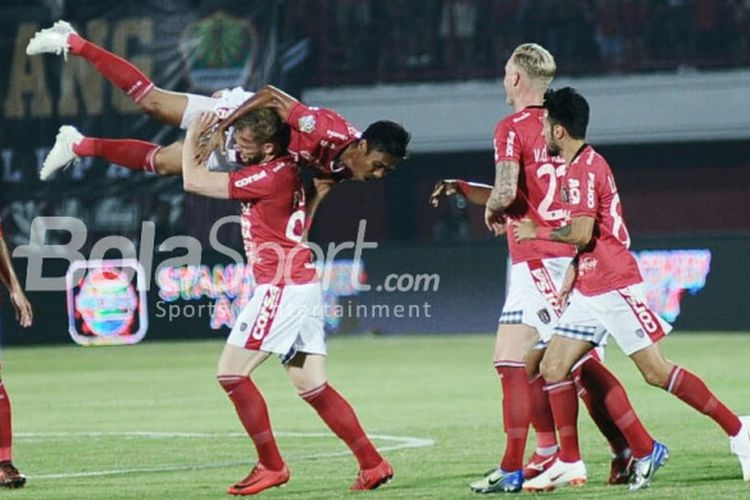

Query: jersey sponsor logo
[326,130,348,141]
[513,112,531,123]
[250,287,282,341]
[298,114,317,133]
[528,261,563,315]
[620,289,662,336]
[234,169,268,187]
[505,130,516,157]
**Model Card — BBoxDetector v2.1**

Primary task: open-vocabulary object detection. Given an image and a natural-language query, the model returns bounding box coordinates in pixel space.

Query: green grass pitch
[4,333,749,499]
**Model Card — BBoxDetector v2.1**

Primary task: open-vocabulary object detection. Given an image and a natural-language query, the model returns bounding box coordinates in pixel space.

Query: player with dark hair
[181,107,393,495]
[514,86,750,491]
[27,21,410,182]
[433,43,657,493]
[0,225,33,489]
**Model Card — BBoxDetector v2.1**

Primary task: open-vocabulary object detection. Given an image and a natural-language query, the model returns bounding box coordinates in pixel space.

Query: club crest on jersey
[179,11,259,92]
[298,115,317,134]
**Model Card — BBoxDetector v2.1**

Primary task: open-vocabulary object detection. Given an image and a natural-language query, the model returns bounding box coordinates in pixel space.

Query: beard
[546,142,560,157]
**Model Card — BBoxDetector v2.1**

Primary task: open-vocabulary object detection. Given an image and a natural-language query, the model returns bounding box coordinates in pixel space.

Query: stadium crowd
[283,0,750,85]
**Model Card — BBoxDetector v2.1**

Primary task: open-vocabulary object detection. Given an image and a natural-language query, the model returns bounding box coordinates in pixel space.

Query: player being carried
[27,21,410,183]
[179,107,393,495]
[513,87,750,490]
[431,43,660,493]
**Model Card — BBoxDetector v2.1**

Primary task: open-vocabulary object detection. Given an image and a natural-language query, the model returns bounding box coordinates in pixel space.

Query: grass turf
[3,333,749,499]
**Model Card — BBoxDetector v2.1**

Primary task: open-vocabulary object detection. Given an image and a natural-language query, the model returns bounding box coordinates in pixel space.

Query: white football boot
[730,416,750,482]
[40,125,83,180]
[26,20,77,60]
[522,457,587,492]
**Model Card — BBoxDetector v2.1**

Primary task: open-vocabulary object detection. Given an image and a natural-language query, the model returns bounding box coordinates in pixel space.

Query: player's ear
[357,139,369,154]
[262,142,275,155]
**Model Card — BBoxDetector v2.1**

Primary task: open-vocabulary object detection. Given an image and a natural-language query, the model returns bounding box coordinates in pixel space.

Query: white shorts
[180,87,255,172]
[227,282,326,363]
[554,284,673,356]
[499,257,572,343]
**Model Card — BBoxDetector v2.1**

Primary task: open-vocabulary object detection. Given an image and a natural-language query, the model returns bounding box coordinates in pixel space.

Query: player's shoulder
[583,145,612,173]
[496,106,543,133]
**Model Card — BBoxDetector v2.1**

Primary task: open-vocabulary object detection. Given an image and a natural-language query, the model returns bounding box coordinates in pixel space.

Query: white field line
[16,431,434,480]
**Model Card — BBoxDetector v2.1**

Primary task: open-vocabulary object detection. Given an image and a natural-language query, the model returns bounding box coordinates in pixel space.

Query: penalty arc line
[17,431,435,480]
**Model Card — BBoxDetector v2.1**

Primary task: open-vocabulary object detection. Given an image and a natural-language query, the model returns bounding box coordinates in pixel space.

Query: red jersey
[494,106,576,263]
[286,102,360,177]
[228,156,317,285]
[562,144,642,296]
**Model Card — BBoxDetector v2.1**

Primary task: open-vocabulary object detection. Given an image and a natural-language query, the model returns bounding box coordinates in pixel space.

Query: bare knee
[540,356,568,384]
[640,364,672,387]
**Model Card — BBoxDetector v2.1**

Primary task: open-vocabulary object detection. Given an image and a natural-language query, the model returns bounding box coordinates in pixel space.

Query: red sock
[73,138,160,172]
[0,382,12,462]
[528,374,557,451]
[664,366,742,436]
[495,362,530,471]
[218,376,285,471]
[68,33,154,102]
[301,383,382,469]
[545,379,581,463]
[575,356,653,458]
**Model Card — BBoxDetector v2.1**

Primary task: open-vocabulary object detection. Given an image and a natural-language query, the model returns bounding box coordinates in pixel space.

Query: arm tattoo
[486,160,519,212]
[551,225,572,241]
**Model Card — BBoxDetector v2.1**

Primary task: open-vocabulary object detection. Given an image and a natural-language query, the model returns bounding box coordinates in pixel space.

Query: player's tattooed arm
[183,112,232,199]
[512,216,595,250]
[486,160,519,213]
[484,160,519,235]
[429,179,492,207]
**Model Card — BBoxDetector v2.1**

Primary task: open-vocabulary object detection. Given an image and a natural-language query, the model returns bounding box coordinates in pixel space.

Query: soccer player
[181,108,392,495]
[440,43,655,493]
[27,21,410,182]
[513,87,750,491]
[0,224,33,488]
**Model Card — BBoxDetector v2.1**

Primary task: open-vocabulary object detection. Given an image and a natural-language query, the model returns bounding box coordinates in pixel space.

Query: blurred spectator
[294,0,750,86]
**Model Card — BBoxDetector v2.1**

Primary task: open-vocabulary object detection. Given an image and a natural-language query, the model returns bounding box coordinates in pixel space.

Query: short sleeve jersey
[494,107,576,263]
[285,102,360,177]
[228,156,317,285]
[562,145,642,295]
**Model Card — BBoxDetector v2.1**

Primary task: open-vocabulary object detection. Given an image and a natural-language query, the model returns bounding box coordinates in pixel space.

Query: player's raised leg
[630,343,750,482]
[217,345,289,496]
[26,20,187,126]
[286,353,393,491]
[40,126,184,180]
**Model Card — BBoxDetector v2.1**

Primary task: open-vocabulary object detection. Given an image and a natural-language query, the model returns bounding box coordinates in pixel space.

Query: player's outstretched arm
[512,216,595,250]
[197,85,298,162]
[0,235,32,327]
[429,179,492,207]
[183,112,231,199]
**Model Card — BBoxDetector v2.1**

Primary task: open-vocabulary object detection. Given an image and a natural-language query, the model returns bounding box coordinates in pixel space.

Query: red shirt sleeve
[228,165,275,202]
[493,118,522,164]
[568,165,600,219]
[286,102,355,143]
